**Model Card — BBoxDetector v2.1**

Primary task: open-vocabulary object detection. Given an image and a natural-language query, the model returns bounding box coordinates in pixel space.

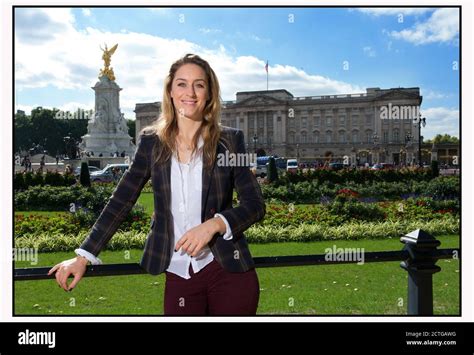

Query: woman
[49,54,266,315]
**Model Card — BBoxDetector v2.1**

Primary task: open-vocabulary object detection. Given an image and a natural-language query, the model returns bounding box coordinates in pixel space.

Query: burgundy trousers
[164,259,260,315]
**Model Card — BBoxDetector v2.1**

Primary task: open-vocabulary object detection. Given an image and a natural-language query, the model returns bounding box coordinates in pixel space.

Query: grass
[15,211,68,217]
[14,235,460,316]
[15,192,156,218]
[137,192,154,215]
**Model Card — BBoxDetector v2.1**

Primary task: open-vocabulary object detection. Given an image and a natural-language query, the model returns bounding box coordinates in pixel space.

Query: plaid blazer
[79,126,266,275]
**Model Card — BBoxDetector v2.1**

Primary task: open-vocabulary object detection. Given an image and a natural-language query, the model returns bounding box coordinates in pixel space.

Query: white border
[1,0,472,323]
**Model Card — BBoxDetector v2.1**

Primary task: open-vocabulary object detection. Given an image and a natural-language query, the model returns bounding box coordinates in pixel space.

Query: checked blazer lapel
[201,146,218,223]
[154,136,227,224]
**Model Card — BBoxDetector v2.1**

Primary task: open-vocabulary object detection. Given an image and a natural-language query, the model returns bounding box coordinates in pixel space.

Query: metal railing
[14,229,459,315]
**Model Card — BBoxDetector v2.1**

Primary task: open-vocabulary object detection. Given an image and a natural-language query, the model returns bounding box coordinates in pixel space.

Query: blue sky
[15,7,460,138]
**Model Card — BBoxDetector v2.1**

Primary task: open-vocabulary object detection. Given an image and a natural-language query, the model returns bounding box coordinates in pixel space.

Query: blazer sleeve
[218,130,266,237]
[79,133,152,256]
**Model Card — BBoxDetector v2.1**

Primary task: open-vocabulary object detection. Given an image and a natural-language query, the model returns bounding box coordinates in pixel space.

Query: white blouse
[75,134,233,280]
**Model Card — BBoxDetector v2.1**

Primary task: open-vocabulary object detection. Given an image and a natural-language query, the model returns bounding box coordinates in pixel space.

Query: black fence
[14,229,460,315]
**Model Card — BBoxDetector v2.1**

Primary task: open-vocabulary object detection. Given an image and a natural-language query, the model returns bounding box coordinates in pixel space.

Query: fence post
[400,229,441,315]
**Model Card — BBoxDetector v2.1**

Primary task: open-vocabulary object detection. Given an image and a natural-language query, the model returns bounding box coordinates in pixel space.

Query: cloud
[390,8,459,45]
[199,27,222,34]
[147,8,174,16]
[16,101,95,115]
[363,46,376,57]
[422,89,449,100]
[421,106,459,139]
[15,8,364,120]
[355,8,432,16]
[82,8,92,17]
[14,8,76,44]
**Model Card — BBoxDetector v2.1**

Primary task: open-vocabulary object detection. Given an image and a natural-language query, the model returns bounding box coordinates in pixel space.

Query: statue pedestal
[80,75,135,157]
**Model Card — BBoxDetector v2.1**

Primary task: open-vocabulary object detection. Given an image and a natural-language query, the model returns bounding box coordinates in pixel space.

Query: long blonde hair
[149,53,225,170]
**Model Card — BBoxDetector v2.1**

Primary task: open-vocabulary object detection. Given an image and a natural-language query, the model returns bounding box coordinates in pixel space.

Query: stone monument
[79,43,135,158]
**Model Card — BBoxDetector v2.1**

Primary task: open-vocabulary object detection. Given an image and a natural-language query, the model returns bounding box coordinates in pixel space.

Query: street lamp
[417,116,426,167]
[372,134,379,164]
[404,133,413,166]
[253,134,258,154]
[373,133,378,144]
[296,144,300,160]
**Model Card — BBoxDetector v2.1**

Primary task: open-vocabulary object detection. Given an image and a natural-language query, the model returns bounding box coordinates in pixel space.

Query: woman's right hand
[48,256,89,291]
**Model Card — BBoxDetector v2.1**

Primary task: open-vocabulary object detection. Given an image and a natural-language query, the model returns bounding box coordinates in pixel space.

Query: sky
[14,7,460,139]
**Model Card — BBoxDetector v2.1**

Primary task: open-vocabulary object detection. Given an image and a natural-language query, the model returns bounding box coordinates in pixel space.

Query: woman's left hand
[175,218,224,257]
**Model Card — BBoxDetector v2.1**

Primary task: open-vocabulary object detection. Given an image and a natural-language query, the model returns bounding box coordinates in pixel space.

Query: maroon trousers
[164,259,260,315]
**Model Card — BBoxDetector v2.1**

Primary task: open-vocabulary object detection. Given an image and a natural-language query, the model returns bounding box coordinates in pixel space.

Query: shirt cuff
[214,213,233,240]
[74,248,103,265]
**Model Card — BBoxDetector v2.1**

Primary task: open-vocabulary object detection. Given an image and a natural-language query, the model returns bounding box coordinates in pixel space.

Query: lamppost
[296,144,300,160]
[372,133,379,164]
[417,117,426,167]
[253,133,258,154]
[405,133,413,166]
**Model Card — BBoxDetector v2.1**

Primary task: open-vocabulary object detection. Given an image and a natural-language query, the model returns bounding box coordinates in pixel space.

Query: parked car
[90,163,130,182]
[286,159,298,174]
[371,163,394,170]
[328,162,345,170]
[74,165,101,177]
[250,162,267,178]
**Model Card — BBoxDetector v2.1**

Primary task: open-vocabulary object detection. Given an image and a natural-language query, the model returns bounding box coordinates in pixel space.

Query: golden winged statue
[99,43,118,81]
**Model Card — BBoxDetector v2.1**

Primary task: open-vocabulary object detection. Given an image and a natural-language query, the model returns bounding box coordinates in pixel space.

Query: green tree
[15,106,88,157]
[79,162,91,187]
[425,134,459,144]
[127,119,136,144]
[14,111,33,153]
[431,160,439,178]
[267,157,279,183]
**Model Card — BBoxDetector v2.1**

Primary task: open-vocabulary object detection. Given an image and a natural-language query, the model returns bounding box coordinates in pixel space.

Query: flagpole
[267,70,268,91]
[266,60,269,91]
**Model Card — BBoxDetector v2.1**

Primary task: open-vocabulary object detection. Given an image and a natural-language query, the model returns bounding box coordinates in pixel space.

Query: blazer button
[210,208,216,214]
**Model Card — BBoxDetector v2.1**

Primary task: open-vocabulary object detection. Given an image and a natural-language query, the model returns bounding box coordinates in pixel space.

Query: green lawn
[137,192,154,215]
[15,211,68,217]
[15,193,156,217]
[14,235,460,315]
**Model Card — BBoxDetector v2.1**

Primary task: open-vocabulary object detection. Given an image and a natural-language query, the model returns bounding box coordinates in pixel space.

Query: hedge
[15,216,459,252]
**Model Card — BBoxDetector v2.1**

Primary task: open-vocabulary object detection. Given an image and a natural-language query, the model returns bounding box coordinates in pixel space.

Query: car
[328,162,345,170]
[90,163,130,182]
[74,165,101,177]
[250,162,267,178]
[371,163,394,170]
[286,159,298,174]
[275,157,287,170]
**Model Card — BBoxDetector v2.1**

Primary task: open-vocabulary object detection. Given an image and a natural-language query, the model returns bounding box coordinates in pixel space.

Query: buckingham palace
[135,87,424,166]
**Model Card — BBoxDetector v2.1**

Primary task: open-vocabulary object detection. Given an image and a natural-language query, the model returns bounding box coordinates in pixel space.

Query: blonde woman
[49,54,266,315]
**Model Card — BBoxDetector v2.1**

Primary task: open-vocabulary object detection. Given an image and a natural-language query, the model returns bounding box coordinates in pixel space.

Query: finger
[58,270,69,291]
[188,240,201,256]
[54,269,62,288]
[48,263,60,276]
[181,239,194,254]
[175,236,187,252]
[55,270,67,291]
[190,244,202,257]
[68,272,83,291]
